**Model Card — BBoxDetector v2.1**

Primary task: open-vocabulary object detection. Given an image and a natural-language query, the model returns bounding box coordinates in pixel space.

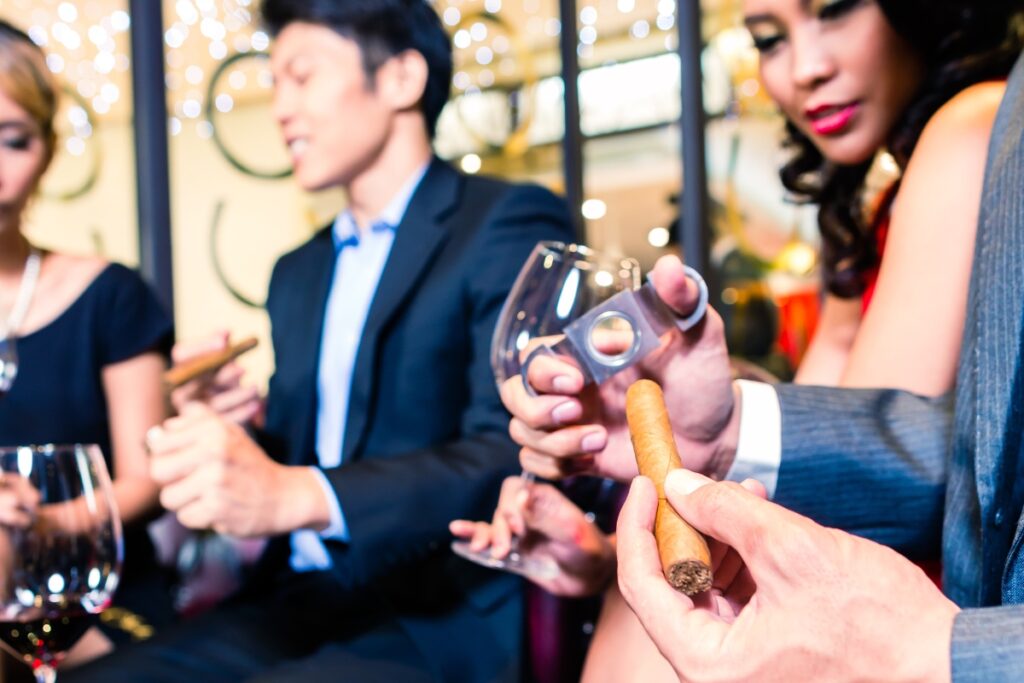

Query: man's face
[270,22,394,191]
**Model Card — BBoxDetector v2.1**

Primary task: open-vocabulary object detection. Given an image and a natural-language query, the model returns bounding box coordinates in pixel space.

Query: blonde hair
[0,21,58,169]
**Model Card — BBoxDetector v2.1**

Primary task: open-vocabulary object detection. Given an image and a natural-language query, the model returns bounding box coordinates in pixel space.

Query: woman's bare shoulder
[921,81,1006,144]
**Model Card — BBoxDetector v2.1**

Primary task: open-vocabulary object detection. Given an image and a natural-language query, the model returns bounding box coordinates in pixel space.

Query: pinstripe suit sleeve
[772,384,951,559]
[952,607,1024,681]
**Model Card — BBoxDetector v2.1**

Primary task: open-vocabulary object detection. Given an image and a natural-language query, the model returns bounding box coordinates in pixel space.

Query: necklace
[1,246,41,339]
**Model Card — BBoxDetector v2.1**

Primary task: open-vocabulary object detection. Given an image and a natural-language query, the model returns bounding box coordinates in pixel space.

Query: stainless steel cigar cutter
[521,266,709,395]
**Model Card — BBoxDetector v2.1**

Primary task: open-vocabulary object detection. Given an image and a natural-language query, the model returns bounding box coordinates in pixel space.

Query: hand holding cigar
[625,378,712,595]
[163,336,259,390]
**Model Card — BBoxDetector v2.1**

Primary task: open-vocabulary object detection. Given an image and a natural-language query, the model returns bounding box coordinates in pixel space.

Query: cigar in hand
[162,337,259,390]
[625,379,712,596]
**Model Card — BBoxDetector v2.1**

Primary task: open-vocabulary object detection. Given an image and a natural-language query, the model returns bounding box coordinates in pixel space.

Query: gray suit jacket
[771,52,1024,681]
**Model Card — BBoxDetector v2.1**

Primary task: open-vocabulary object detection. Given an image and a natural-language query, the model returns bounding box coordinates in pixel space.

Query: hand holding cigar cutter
[519,265,709,395]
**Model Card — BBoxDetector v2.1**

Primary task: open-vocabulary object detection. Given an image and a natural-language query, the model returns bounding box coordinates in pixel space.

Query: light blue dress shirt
[290,164,429,572]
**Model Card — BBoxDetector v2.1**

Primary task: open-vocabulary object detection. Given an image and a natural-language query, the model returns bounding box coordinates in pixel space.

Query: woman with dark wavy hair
[788,0,1024,394]
[451,1,1024,680]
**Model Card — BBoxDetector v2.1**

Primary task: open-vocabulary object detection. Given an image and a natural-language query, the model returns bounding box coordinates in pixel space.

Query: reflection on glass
[0,444,122,683]
[451,241,640,577]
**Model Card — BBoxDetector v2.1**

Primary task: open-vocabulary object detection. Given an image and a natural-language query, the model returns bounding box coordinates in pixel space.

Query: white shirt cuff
[725,380,781,499]
[308,467,350,542]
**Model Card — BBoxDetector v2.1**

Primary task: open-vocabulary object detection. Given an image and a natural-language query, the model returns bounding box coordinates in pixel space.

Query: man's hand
[169,332,261,424]
[500,254,739,483]
[0,473,40,528]
[450,476,615,597]
[618,471,959,683]
[148,403,329,537]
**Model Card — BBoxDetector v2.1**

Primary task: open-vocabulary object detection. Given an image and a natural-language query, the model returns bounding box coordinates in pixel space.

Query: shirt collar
[332,161,431,249]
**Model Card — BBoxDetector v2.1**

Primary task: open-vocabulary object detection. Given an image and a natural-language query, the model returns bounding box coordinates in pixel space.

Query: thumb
[181,401,215,419]
[664,469,803,572]
[649,255,702,318]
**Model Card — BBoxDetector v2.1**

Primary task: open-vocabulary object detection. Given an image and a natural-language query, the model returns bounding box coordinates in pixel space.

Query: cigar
[625,379,712,595]
[162,337,258,390]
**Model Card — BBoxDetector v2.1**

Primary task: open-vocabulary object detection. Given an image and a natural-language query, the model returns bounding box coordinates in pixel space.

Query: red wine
[0,611,93,667]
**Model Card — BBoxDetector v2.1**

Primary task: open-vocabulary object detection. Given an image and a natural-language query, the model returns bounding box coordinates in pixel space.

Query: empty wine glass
[451,241,641,578]
[0,444,123,683]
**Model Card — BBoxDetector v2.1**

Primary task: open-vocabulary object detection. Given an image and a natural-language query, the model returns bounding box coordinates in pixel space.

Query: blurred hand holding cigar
[164,332,262,425]
[625,378,712,595]
[163,336,258,389]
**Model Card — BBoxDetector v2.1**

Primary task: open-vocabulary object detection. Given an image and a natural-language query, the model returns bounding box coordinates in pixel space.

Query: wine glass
[0,444,123,683]
[452,241,641,577]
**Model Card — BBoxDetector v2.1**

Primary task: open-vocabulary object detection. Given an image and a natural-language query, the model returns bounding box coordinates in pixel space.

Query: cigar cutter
[521,266,708,395]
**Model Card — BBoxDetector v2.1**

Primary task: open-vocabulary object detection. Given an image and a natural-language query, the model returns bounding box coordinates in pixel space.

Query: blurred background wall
[4,0,824,387]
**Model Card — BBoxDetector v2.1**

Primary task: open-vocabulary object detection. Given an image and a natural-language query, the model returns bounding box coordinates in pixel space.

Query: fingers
[171,331,230,364]
[0,476,41,528]
[664,469,808,571]
[176,499,216,530]
[519,448,596,480]
[449,519,490,550]
[496,476,528,538]
[208,385,261,421]
[522,482,585,544]
[501,376,586,430]
[509,419,607,458]
[708,478,767,586]
[171,361,255,418]
[589,327,637,356]
[649,255,703,318]
[158,459,229,512]
[500,354,585,406]
[616,477,725,663]
[740,477,768,500]
[0,493,33,527]
[148,404,228,484]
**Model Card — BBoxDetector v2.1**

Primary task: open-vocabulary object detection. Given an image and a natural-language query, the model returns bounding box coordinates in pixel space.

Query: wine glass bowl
[490,242,642,387]
[0,444,122,683]
[452,242,641,578]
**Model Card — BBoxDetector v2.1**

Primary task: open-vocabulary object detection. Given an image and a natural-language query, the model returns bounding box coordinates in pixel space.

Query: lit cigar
[625,379,712,595]
[162,337,258,390]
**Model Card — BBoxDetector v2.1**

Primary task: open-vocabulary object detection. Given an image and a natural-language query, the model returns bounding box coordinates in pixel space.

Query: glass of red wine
[0,444,122,683]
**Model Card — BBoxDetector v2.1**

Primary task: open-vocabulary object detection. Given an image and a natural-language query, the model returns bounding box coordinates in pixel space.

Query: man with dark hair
[68,1,574,681]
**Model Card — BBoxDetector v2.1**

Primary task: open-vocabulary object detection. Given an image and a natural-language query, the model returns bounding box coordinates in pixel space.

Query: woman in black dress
[0,19,174,678]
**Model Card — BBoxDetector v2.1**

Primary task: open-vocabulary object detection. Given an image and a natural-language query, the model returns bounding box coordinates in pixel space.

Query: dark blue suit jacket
[260,158,575,681]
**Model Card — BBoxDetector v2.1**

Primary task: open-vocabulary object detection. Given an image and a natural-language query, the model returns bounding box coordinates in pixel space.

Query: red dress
[861,183,943,588]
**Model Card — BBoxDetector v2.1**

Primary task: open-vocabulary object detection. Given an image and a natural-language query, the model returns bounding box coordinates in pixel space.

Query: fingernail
[580,431,606,453]
[552,375,577,393]
[551,401,582,424]
[666,469,710,496]
[144,426,163,450]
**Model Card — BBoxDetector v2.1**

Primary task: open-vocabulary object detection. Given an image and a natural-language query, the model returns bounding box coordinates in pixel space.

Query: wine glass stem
[507,470,537,555]
[34,664,57,683]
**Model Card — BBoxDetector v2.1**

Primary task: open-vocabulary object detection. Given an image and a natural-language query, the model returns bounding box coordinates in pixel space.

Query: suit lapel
[293,228,338,466]
[970,60,1024,588]
[341,159,462,461]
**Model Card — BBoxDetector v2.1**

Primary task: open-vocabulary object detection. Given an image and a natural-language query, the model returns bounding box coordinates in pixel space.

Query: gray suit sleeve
[773,384,952,558]
[952,607,1024,682]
